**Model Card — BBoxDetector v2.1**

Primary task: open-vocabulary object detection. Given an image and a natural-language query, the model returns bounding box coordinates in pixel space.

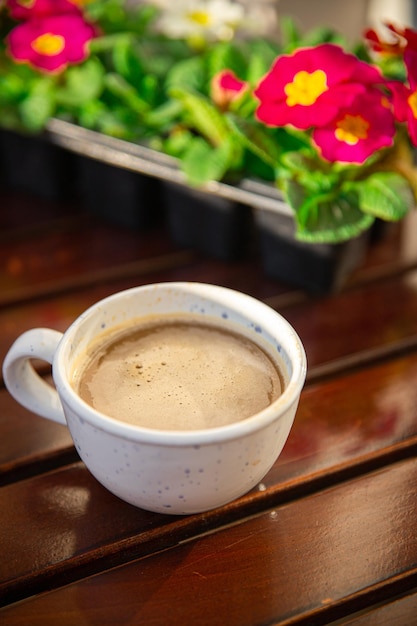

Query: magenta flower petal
[388,81,410,122]
[402,51,417,145]
[404,48,417,91]
[312,90,395,163]
[6,0,83,20]
[7,13,96,73]
[254,43,384,130]
[216,69,246,93]
[211,69,247,109]
[387,51,417,146]
[366,23,417,56]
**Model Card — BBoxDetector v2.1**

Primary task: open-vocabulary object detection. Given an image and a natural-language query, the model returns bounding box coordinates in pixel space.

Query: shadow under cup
[51,283,307,514]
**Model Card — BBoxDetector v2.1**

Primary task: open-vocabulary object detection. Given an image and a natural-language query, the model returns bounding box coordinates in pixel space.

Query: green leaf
[111,37,144,84]
[354,172,414,221]
[205,41,246,82]
[280,145,319,170]
[104,72,150,115]
[0,74,27,104]
[245,52,274,85]
[283,180,374,243]
[181,136,240,186]
[244,39,281,83]
[278,149,343,193]
[89,33,132,54]
[85,0,158,35]
[73,96,142,139]
[144,99,183,130]
[299,26,346,48]
[169,88,231,146]
[19,78,56,132]
[77,99,108,129]
[279,16,302,51]
[165,57,206,93]
[279,16,345,52]
[156,127,195,157]
[227,116,281,168]
[243,150,275,181]
[56,58,105,107]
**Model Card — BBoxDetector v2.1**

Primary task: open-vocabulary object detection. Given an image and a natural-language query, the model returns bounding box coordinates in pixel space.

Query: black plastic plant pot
[163,181,252,261]
[0,128,76,199]
[77,156,164,230]
[255,207,369,294]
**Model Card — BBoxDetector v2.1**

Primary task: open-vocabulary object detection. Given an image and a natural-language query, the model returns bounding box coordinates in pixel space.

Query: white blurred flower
[152,0,245,42]
[241,4,279,37]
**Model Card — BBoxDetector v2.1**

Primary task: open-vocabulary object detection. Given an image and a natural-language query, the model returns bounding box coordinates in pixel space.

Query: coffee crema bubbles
[72,315,284,431]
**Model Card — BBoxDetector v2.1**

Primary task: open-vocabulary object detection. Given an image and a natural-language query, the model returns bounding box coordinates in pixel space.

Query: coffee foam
[75,318,283,430]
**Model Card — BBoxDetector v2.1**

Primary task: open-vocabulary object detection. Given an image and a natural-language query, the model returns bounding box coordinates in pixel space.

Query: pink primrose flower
[211,69,247,110]
[387,49,417,146]
[6,0,84,20]
[365,23,417,57]
[312,88,395,164]
[7,13,96,73]
[364,23,407,57]
[254,43,383,130]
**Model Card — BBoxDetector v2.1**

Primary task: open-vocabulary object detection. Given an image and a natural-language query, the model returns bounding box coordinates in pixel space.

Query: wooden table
[1,184,417,625]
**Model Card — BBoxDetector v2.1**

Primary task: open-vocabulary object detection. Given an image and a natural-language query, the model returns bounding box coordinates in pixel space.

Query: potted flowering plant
[155,21,417,266]
[0,0,166,203]
[147,17,417,289]
[0,1,416,290]
[0,0,278,231]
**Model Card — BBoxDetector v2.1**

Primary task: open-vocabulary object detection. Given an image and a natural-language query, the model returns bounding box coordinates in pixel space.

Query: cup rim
[54,282,307,445]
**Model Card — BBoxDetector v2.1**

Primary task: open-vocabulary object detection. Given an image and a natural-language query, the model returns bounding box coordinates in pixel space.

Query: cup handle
[2,328,67,426]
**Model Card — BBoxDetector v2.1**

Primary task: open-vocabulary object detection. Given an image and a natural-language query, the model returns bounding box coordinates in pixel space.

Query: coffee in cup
[72,314,284,431]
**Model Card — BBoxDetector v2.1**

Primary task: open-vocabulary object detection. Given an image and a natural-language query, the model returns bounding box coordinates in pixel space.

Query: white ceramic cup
[2,282,306,514]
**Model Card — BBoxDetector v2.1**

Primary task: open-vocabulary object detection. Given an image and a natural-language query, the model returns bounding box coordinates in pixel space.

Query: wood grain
[329,591,417,625]
[2,458,417,625]
[0,386,75,486]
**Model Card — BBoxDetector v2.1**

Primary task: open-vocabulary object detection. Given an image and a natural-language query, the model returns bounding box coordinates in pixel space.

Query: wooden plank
[2,458,417,624]
[0,387,75,486]
[2,351,417,603]
[267,268,417,375]
[0,462,173,604]
[0,211,193,307]
[264,350,417,490]
[349,211,417,282]
[0,189,83,234]
[331,590,417,625]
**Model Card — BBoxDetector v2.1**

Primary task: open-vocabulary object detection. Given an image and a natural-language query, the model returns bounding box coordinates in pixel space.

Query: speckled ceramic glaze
[3,282,307,514]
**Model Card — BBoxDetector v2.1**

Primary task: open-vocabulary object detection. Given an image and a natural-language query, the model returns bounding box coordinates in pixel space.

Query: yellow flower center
[335,114,369,145]
[284,70,328,107]
[408,91,417,118]
[17,0,36,7]
[31,33,66,57]
[187,10,212,26]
